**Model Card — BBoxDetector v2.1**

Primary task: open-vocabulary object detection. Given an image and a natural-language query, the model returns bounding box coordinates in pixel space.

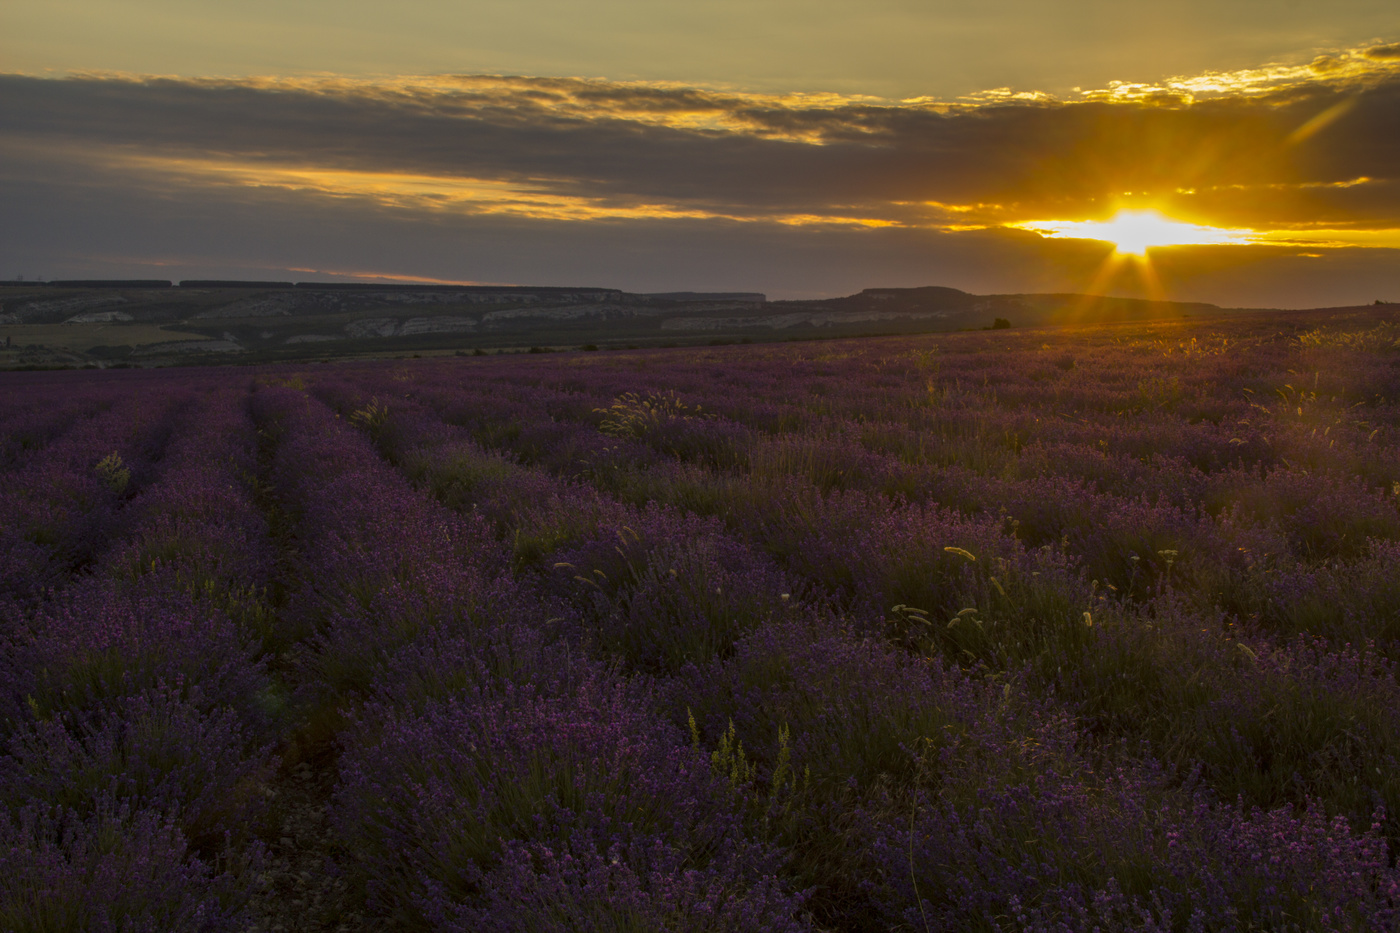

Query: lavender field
[3,308,1400,932]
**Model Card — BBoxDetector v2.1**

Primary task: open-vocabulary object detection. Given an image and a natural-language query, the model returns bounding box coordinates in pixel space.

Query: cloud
[3,149,1397,307]
[2,45,1399,303]
[3,48,1399,232]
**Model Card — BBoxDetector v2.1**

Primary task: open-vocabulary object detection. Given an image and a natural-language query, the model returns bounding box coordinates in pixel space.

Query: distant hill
[662,286,1221,334]
[773,286,1220,324]
[0,281,1245,368]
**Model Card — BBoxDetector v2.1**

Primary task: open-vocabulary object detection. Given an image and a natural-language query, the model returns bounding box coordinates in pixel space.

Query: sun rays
[1016,210,1252,256]
[1011,209,1256,305]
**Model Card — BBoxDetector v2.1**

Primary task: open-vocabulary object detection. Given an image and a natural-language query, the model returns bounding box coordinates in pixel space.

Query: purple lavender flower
[0,798,253,932]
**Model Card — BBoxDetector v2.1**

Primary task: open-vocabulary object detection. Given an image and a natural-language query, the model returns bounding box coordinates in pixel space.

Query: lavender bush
[4,307,1400,928]
[0,799,252,932]
[335,671,809,927]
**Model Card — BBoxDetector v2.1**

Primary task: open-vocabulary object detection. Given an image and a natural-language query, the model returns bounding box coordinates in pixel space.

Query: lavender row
[397,327,1399,527]
[170,321,1400,929]
[249,383,528,700]
[336,671,812,929]
[341,371,1245,618]
[670,616,1399,929]
[309,378,811,673]
[246,382,818,926]
[355,381,1400,828]
[399,326,1399,499]
[308,367,1398,682]
[372,351,1400,655]
[316,374,1400,928]
[2,384,278,739]
[0,387,115,475]
[1,381,280,931]
[0,384,194,607]
[488,367,1400,837]
[4,309,1398,928]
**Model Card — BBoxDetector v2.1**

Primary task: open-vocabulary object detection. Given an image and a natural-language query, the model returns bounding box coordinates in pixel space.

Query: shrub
[0,800,254,932]
[334,672,804,927]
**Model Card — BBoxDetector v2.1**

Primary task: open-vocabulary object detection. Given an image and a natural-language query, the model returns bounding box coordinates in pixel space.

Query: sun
[1018,209,1249,255]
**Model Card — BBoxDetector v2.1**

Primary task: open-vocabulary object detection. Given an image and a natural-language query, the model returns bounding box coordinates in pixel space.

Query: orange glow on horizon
[1018,210,1251,254]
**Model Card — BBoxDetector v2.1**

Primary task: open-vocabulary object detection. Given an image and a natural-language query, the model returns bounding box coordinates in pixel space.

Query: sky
[3,1,1400,305]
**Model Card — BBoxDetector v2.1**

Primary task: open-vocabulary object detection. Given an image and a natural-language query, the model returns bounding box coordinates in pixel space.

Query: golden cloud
[4,40,1399,243]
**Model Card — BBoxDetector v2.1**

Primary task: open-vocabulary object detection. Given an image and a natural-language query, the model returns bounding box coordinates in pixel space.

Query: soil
[241,756,366,932]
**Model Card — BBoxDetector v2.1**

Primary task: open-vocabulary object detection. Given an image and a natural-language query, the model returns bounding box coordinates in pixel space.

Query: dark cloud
[2,59,1399,304]
[3,65,1398,225]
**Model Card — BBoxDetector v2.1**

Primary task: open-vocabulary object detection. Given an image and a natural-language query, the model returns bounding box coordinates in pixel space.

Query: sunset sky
[3,1,1399,306]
